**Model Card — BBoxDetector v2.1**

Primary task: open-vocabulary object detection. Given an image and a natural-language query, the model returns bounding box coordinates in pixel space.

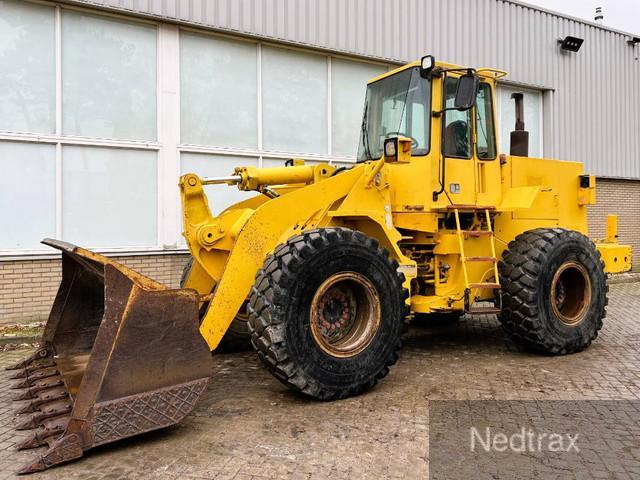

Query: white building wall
[1,0,639,256]
[0,0,389,254]
[64,0,640,179]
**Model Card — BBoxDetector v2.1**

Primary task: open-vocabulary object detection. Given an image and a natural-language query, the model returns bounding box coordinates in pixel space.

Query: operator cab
[357,55,504,206]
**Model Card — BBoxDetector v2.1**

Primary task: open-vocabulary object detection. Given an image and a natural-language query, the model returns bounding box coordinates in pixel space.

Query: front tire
[248,228,409,400]
[499,228,607,354]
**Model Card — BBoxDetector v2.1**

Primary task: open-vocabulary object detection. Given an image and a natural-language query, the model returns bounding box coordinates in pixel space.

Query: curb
[607,273,640,285]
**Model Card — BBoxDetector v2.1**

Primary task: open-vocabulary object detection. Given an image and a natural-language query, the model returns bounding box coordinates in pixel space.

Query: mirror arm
[432,105,473,117]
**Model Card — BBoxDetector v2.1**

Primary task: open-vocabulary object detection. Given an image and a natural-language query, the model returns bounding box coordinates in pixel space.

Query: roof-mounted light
[558,36,584,52]
[420,55,435,78]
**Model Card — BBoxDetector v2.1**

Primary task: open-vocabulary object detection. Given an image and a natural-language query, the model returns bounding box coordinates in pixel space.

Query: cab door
[473,81,501,207]
[441,77,500,208]
[442,75,476,205]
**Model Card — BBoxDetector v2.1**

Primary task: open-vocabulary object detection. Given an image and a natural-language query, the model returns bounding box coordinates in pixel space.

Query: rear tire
[180,258,251,352]
[248,227,409,400]
[499,228,607,354]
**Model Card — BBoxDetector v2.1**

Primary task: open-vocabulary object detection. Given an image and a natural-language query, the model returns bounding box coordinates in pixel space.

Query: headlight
[384,138,397,158]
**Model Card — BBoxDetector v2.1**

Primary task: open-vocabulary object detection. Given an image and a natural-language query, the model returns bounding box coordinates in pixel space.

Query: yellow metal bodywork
[180,59,631,350]
[181,162,413,350]
[595,215,633,273]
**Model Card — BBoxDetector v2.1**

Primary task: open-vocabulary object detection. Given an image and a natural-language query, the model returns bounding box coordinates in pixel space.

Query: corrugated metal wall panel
[64,0,640,178]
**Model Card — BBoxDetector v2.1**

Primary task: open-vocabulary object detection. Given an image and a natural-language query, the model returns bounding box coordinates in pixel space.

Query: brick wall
[0,253,189,325]
[587,178,640,271]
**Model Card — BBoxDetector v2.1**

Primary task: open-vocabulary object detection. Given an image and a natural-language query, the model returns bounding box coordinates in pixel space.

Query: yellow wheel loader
[7,56,631,473]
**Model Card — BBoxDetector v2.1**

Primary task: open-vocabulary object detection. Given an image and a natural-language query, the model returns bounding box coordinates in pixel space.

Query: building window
[0,6,388,255]
[0,141,56,250]
[331,59,386,156]
[261,46,328,154]
[0,0,56,134]
[0,5,159,254]
[497,86,542,157]
[180,32,258,149]
[62,146,158,248]
[62,10,157,140]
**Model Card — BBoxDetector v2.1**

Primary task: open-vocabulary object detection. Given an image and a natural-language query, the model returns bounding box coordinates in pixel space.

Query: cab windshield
[357,67,431,161]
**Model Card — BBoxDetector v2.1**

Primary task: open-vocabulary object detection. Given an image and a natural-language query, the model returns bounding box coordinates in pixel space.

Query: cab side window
[443,76,472,158]
[476,83,497,159]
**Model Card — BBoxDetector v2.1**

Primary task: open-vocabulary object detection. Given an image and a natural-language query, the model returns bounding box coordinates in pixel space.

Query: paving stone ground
[0,283,639,479]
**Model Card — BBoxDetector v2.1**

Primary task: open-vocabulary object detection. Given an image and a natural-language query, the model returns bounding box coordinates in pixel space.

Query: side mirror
[454,73,479,110]
[420,55,435,78]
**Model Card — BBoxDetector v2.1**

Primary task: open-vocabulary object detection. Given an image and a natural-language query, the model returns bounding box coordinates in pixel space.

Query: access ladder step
[468,282,501,289]
[465,256,498,263]
[467,306,502,315]
[446,204,497,211]
[463,230,493,237]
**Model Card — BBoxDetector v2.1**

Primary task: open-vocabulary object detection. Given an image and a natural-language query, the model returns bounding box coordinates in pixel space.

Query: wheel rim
[310,272,381,358]
[550,261,592,326]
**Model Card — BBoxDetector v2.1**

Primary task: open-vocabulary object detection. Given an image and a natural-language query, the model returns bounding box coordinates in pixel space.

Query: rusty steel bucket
[6,240,212,474]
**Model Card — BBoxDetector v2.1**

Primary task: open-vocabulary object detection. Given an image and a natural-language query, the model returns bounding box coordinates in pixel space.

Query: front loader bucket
[6,240,212,474]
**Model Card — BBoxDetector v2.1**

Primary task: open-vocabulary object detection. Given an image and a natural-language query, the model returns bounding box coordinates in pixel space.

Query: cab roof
[367,59,507,84]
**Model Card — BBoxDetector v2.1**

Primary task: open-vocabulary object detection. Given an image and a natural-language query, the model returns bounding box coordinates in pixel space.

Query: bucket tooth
[5,347,51,371]
[15,387,69,414]
[15,401,72,431]
[11,378,32,390]
[7,360,55,379]
[11,377,64,401]
[8,369,29,380]
[17,433,83,475]
[15,416,68,450]
[11,367,59,388]
[12,390,36,401]
[15,413,42,431]
[15,432,46,450]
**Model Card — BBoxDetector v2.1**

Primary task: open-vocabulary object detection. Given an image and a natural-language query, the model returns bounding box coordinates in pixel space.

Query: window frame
[474,82,498,161]
[442,75,473,160]
[356,66,433,161]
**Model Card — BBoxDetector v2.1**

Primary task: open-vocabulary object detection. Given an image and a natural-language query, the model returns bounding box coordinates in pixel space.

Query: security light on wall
[558,36,584,52]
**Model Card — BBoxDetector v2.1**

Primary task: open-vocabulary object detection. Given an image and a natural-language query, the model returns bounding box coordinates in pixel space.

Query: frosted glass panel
[62,146,157,247]
[181,153,259,216]
[498,87,542,157]
[331,59,386,156]
[62,11,157,140]
[0,1,55,134]
[181,33,257,148]
[0,142,55,249]
[262,47,327,154]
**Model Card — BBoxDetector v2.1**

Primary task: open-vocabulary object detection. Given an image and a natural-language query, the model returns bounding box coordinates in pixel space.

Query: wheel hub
[310,272,381,358]
[550,261,592,326]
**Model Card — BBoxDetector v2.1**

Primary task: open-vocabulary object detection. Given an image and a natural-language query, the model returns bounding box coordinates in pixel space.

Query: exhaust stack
[509,92,529,157]
[595,7,603,25]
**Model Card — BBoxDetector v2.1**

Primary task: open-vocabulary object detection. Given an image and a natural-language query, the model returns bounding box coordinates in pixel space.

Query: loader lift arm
[181,163,398,350]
